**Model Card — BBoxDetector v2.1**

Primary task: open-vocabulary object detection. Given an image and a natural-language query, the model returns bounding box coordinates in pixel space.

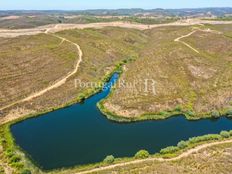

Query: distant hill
[0,7,232,17]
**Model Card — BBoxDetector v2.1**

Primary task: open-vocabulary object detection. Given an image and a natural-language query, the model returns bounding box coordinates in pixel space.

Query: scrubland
[102,25,232,120]
[0,24,232,173]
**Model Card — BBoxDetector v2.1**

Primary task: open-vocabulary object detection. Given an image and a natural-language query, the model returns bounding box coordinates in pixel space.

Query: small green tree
[220,131,230,138]
[185,110,194,117]
[229,130,232,136]
[174,105,182,112]
[10,155,21,163]
[226,109,232,116]
[211,110,220,118]
[103,155,114,164]
[134,150,149,159]
[177,140,188,149]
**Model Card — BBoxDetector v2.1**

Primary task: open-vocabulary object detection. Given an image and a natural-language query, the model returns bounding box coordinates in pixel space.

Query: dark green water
[11,73,232,170]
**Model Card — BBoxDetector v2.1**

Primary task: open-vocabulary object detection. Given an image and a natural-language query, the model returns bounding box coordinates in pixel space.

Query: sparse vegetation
[101,25,232,121]
[160,146,179,154]
[0,21,232,174]
[0,166,4,174]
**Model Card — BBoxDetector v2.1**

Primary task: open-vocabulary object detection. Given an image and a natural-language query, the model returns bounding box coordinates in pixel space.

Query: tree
[220,131,230,138]
[211,110,220,118]
[134,150,149,159]
[227,109,232,116]
[103,155,114,164]
[177,140,188,149]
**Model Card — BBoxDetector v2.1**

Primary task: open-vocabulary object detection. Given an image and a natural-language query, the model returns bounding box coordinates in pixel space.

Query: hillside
[100,24,232,121]
[0,22,232,174]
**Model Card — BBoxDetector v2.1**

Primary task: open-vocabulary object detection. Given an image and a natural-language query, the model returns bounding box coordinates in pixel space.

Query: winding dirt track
[76,139,232,174]
[174,30,200,53]
[0,32,83,111]
[174,27,222,54]
[75,27,228,174]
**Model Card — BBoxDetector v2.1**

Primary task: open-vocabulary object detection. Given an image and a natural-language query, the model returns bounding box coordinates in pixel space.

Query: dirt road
[76,139,232,174]
[174,27,222,54]
[0,32,83,111]
[0,19,231,38]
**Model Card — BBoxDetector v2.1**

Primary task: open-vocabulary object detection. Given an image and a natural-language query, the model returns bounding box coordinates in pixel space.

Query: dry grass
[0,24,232,174]
[88,142,232,174]
[0,34,78,109]
[102,25,232,119]
[0,27,148,124]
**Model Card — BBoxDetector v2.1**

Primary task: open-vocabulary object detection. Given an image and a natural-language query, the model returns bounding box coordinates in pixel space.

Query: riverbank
[0,58,131,174]
[1,24,232,173]
[2,56,232,173]
[97,24,232,123]
[49,130,232,174]
[98,99,232,122]
[2,70,232,174]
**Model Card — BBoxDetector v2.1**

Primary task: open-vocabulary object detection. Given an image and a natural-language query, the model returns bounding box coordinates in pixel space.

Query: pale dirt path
[174,30,200,53]
[0,19,232,38]
[174,27,222,54]
[76,139,232,174]
[0,32,83,111]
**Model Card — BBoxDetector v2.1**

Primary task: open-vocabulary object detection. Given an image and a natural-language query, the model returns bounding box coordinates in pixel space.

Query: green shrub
[229,130,232,136]
[10,155,21,163]
[220,131,230,138]
[174,105,182,112]
[226,109,232,116]
[10,162,24,169]
[5,149,14,158]
[160,146,179,154]
[159,111,168,116]
[211,110,220,118]
[21,169,32,174]
[177,140,188,149]
[134,150,150,159]
[185,110,195,117]
[1,138,6,145]
[0,166,4,174]
[188,134,221,144]
[77,94,85,101]
[103,155,115,164]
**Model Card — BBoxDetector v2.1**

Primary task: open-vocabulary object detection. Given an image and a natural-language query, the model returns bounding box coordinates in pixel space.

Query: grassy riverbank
[50,130,232,174]
[99,25,232,122]
[98,98,232,122]
[1,24,232,174]
[2,55,231,173]
[0,58,132,174]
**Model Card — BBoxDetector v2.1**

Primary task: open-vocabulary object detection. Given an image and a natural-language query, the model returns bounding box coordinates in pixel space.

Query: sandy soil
[0,19,232,38]
[0,16,20,20]
[0,32,83,113]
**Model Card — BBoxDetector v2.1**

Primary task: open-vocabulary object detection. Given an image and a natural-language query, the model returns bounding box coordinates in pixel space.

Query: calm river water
[11,73,232,170]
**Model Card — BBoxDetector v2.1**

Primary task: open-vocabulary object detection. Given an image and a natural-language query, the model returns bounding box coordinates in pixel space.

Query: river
[11,73,232,170]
